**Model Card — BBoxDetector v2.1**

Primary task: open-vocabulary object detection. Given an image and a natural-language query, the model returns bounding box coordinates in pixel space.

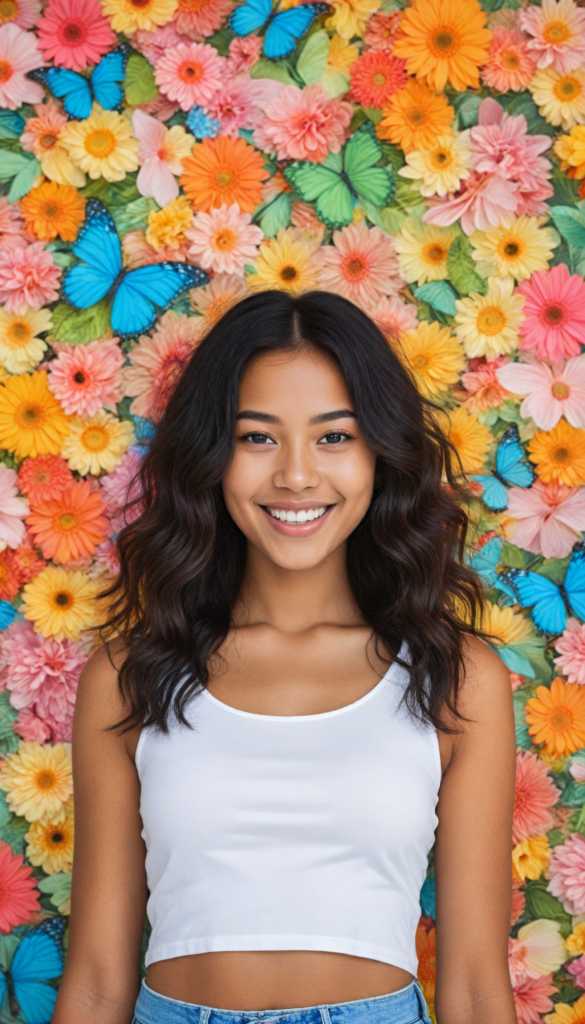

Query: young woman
[53,290,517,1024]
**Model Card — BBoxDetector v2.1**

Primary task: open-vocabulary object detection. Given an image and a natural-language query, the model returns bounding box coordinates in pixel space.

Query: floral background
[0,0,584,1019]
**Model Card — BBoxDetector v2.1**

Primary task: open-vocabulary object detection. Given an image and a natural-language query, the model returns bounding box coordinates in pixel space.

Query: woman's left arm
[433,635,518,1024]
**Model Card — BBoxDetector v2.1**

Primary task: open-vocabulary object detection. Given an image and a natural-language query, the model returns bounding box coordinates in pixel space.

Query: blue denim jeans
[132,978,433,1024]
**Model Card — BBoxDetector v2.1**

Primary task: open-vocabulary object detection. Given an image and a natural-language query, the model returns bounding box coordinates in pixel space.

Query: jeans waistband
[133,977,432,1024]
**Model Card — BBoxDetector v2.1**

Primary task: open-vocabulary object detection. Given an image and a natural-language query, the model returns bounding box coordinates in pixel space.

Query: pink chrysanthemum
[0,23,43,109]
[0,0,41,30]
[507,480,585,560]
[227,35,262,74]
[481,28,537,93]
[555,618,585,685]
[185,203,264,275]
[0,466,28,552]
[0,619,85,716]
[204,74,282,138]
[513,749,561,844]
[363,11,401,50]
[512,975,557,1024]
[47,336,124,417]
[424,171,519,235]
[172,0,231,38]
[254,84,353,164]
[370,294,418,340]
[511,878,526,926]
[132,23,185,66]
[0,242,61,314]
[0,196,29,251]
[14,708,51,743]
[0,841,39,932]
[37,0,116,71]
[319,222,402,308]
[461,356,512,412]
[123,311,201,421]
[568,955,585,989]
[520,0,585,74]
[517,264,585,362]
[154,42,226,112]
[100,449,143,534]
[17,455,72,505]
[546,832,585,914]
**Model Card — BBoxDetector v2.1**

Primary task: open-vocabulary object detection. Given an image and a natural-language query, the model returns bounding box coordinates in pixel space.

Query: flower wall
[0,0,584,1019]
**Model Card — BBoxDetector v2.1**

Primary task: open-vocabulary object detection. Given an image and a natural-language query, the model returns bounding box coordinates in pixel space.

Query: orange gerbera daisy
[349,49,408,108]
[377,79,454,153]
[415,917,436,1009]
[525,677,585,757]
[180,136,270,214]
[528,419,585,487]
[19,181,85,243]
[26,478,108,564]
[0,550,21,602]
[392,0,492,92]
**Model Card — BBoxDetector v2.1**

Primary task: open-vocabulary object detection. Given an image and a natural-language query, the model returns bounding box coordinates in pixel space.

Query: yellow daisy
[325,0,381,39]
[528,419,585,486]
[146,196,193,251]
[322,34,359,96]
[398,132,474,197]
[480,602,534,647]
[528,67,585,130]
[246,228,321,296]
[0,742,72,823]
[60,411,134,476]
[26,813,74,874]
[442,405,492,475]
[554,124,585,178]
[101,0,177,34]
[61,105,140,183]
[22,566,97,642]
[0,371,70,459]
[394,219,455,285]
[454,277,525,360]
[397,320,465,396]
[512,834,550,882]
[469,217,558,282]
[565,922,585,957]
[0,308,52,375]
[544,993,585,1024]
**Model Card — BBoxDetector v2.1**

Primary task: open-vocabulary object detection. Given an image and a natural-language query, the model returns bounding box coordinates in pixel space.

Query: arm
[52,645,148,1024]
[434,636,517,1024]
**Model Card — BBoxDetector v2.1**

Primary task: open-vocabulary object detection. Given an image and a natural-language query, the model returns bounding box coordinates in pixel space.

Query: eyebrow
[236,409,357,425]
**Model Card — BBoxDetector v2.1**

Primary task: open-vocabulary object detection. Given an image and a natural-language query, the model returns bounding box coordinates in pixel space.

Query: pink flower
[511,878,526,925]
[0,842,39,933]
[546,832,585,913]
[14,707,51,743]
[154,42,226,112]
[319,222,402,307]
[423,172,519,235]
[517,264,585,362]
[520,0,585,74]
[507,480,585,559]
[0,0,41,30]
[253,84,353,164]
[290,200,326,243]
[172,0,231,38]
[47,336,125,417]
[0,196,29,250]
[37,0,116,72]
[461,356,512,412]
[227,35,262,74]
[132,23,186,66]
[133,109,194,208]
[567,955,585,989]
[363,11,401,50]
[370,294,418,339]
[0,24,44,109]
[513,749,561,844]
[123,310,201,421]
[204,74,282,138]
[185,203,263,275]
[481,28,537,93]
[0,466,28,552]
[512,974,557,1024]
[555,618,585,684]
[496,355,585,430]
[0,242,61,314]
[122,230,189,269]
[100,449,143,534]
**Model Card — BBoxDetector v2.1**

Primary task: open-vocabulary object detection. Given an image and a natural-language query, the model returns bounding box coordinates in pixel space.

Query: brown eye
[241,432,276,445]
[318,432,353,445]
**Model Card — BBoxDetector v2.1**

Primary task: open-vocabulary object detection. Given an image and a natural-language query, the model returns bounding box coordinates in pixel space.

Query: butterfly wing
[343,123,394,207]
[62,264,118,309]
[111,263,209,337]
[283,162,353,228]
[265,4,327,59]
[502,568,566,634]
[29,67,92,120]
[472,474,509,512]
[470,536,503,588]
[62,199,121,309]
[565,543,585,621]
[231,0,272,36]
[496,425,535,488]
[90,44,130,112]
[10,922,64,1024]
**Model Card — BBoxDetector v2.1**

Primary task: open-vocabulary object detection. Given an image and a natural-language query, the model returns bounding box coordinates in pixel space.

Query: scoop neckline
[202,641,405,721]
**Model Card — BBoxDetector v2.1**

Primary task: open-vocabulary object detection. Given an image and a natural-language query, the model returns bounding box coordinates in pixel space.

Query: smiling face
[222,345,377,572]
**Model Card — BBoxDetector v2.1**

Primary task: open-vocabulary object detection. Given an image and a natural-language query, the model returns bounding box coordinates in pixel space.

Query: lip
[259,504,335,537]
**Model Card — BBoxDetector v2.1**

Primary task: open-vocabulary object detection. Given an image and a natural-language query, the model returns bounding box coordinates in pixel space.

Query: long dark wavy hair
[101,289,488,736]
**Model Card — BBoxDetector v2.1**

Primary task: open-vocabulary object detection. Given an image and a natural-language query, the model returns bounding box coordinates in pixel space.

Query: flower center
[280,265,298,282]
[422,242,447,265]
[543,19,571,44]
[0,60,11,84]
[213,229,236,251]
[130,0,151,7]
[51,831,64,843]
[57,512,78,531]
[408,105,426,126]
[215,168,234,188]
[412,354,429,369]
[372,72,387,86]
[554,75,581,101]
[430,25,460,56]
[54,590,73,607]
[84,129,116,158]
[59,19,86,44]
[551,708,572,729]
[551,381,570,400]
[343,255,367,279]
[74,371,86,384]
[431,148,451,167]
[16,403,44,428]
[503,241,520,257]
[542,301,567,326]
[503,50,520,69]
[180,60,203,82]
[34,469,51,484]
[40,133,57,149]
[36,770,56,789]
[6,321,31,346]
[553,445,570,463]
[476,306,506,335]
[0,0,17,21]
[43,202,60,219]
[81,425,109,451]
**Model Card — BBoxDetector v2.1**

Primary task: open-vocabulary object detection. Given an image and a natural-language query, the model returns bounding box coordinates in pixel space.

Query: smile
[265,506,328,523]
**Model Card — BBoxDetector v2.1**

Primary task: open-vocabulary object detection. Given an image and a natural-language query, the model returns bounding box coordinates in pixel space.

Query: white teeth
[266,506,327,523]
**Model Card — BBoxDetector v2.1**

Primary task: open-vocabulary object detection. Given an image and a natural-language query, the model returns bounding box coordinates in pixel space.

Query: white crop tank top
[135,641,441,975]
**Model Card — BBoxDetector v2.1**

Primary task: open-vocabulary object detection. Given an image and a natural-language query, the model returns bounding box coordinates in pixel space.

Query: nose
[272,437,321,493]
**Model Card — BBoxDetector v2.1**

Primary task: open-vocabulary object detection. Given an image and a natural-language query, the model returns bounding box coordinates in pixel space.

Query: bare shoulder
[73,639,134,750]
[450,633,514,742]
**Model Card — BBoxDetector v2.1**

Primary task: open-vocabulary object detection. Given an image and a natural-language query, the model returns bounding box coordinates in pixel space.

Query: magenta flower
[37,0,116,72]
[546,832,585,914]
[517,264,585,362]
[495,355,585,430]
[0,24,44,109]
[154,42,226,112]
[254,84,353,164]
[507,479,585,559]
[0,242,61,314]
[555,618,585,685]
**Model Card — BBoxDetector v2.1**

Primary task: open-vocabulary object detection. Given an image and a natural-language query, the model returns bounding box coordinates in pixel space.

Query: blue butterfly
[231,0,328,60]
[0,918,64,1024]
[500,542,585,635]
[472,424,534,512]
[29,45,130,121]
[62,199,209,338]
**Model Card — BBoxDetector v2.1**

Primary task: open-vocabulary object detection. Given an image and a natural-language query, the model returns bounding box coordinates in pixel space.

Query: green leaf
[500,92,554,137]
[562,780,585,807]
[524,881,572,928]
[297,30,328,85]
[550,161,581,206]
[0,111,24,140]
[414,281,458,316]
[0,151,33,180]
[124,52,158,106]
[50,302,111,345]
[452,93,481,129]
[364,203,407,234]
[257,192,292,236]
[250,58,294,85]
[501,541,529,569]
[0,812,28,856]
[549,206,585,248]
[512,690,532,749]
[7,157,41,203]
[206,27,232,56]
[447,233,487,296]
[380,142,405,172]
[110,196,158,235]
[80,174,141,207]
[38,872,72,913]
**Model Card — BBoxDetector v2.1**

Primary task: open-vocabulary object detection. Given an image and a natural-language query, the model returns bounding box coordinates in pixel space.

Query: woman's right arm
[52,645,148,1024]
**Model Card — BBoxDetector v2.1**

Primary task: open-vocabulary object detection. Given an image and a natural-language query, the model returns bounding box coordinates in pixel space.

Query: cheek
[222,450,267,515]
[327,449,376,505]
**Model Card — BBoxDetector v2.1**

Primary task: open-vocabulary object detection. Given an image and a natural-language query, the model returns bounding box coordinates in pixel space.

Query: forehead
[238,348,352,412]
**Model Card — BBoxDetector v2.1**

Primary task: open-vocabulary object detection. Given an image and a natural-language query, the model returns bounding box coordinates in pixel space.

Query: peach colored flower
[513,749,561,844]
[185,203,263,275]
[123,311,201,421]
[154,42,226,112]
[319,222,402,307]
[0,243,61,314]
[253,84,353,164]
[555,618,585,685]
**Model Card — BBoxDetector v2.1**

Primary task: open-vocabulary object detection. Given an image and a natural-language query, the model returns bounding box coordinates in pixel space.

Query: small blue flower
[186,105,220,139]
[132,417,156,444]
[0,602,17,630]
